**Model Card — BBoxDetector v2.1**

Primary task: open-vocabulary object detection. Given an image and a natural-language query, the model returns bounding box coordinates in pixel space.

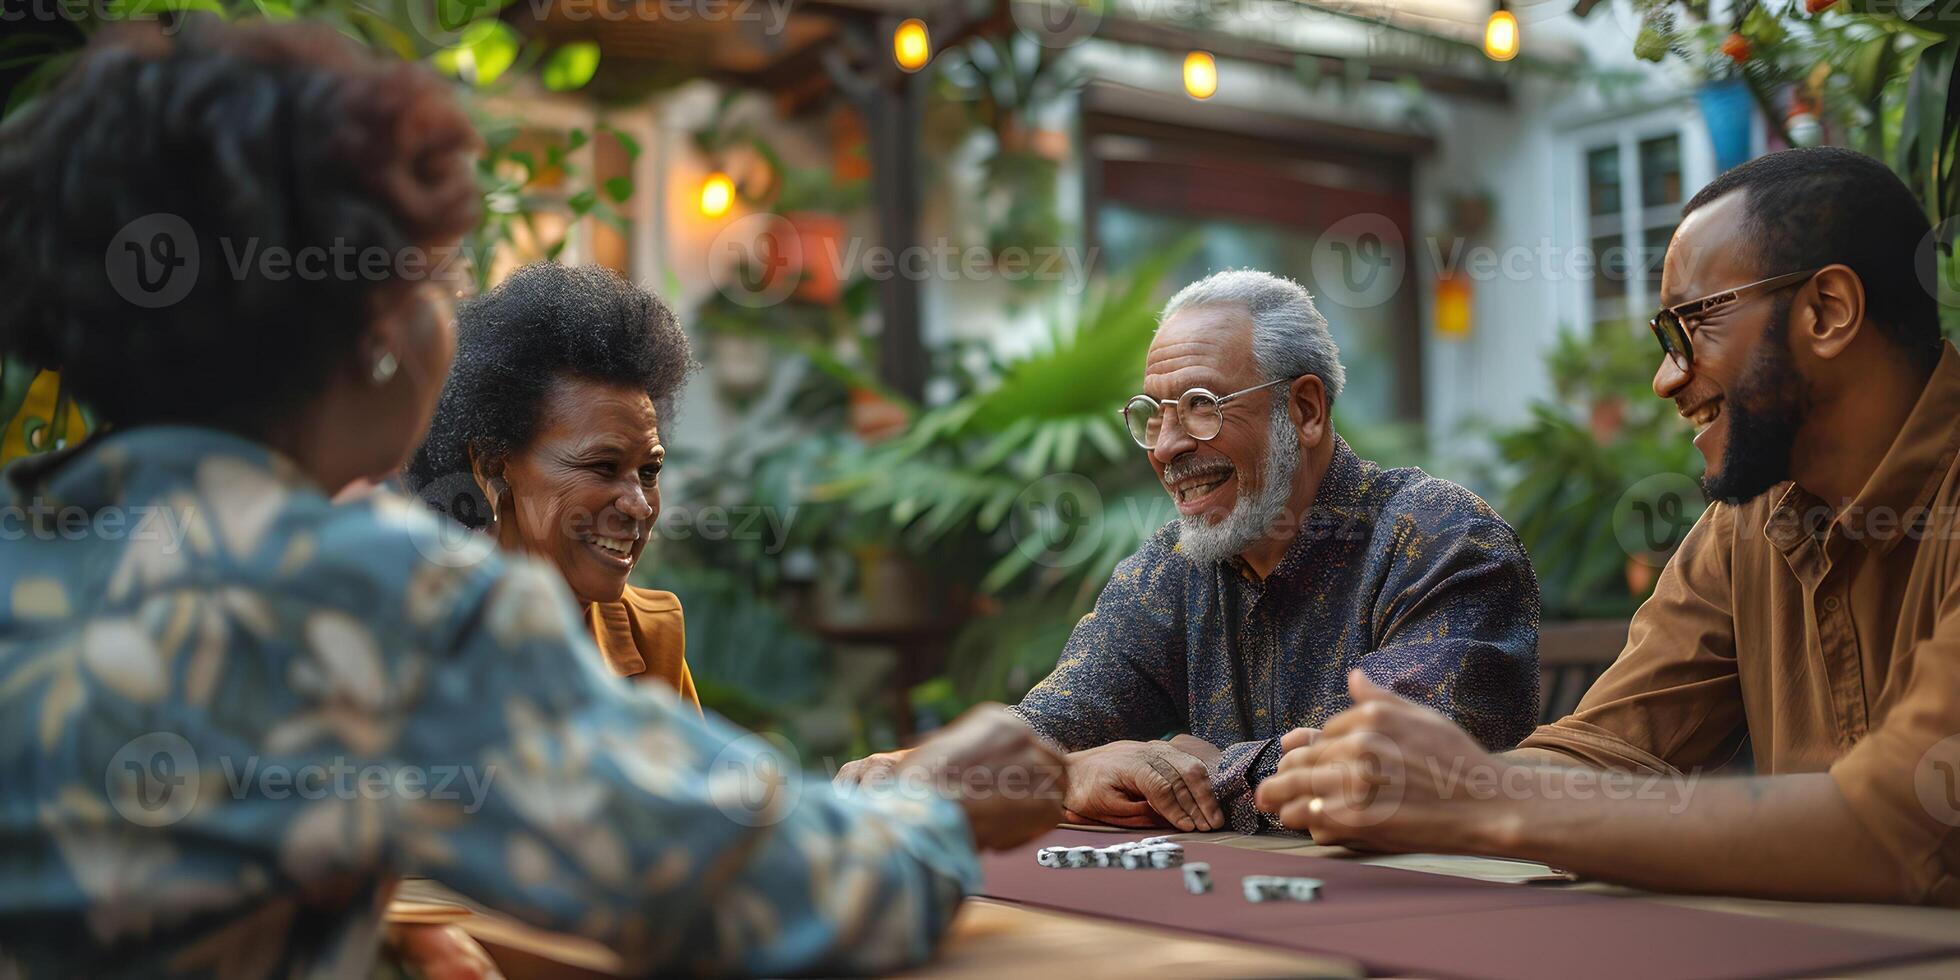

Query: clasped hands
[1256,670,1515,854]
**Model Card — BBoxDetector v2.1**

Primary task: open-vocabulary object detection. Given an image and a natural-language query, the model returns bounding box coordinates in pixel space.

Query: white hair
[1158,269,1345,403]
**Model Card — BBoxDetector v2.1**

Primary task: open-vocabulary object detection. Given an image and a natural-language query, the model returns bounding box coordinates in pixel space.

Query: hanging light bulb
[699,172,735,219]
[1484,4,1520,62]
[1183,50,1218,100]
[894,18,931,72]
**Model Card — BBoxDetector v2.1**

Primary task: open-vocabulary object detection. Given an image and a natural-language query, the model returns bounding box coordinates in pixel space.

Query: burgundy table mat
[978,830,1960,980]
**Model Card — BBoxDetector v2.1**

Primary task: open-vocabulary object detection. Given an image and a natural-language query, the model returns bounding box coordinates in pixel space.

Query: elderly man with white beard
[999,269,1539,833]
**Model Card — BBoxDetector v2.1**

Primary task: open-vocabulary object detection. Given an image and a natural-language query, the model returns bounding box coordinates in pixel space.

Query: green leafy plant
[813,239,1194,716]
[933,32,1085,258]
[1486,322,1705,620]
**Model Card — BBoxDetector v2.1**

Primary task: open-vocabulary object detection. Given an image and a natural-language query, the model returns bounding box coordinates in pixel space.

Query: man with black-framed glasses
[1258,147,1960,906]
[834,269,1540,834]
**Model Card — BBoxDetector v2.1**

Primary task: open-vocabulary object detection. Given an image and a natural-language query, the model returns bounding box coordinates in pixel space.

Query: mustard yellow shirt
[585,586,700,712]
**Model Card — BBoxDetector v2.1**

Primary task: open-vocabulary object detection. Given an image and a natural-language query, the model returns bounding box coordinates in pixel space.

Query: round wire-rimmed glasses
[1121,377,1294,450]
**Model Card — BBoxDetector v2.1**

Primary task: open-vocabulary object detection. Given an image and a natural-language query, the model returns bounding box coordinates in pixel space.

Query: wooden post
[823,20,930,403]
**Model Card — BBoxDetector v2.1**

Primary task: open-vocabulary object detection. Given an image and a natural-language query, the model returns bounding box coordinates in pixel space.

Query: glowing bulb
[1484,9,1520,62]
[699,172,735,219]
[1183,50,1217,100]
[894,19,930,72]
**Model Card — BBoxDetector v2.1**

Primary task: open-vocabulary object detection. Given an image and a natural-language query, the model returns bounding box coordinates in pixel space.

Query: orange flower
[1721,32,1751,64]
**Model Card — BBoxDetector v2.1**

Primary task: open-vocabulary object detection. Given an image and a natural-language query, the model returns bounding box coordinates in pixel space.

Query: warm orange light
[894,19,930,72]
[1484,9,1520,62]
[1183,50,1217,100]
[699,172,735,218]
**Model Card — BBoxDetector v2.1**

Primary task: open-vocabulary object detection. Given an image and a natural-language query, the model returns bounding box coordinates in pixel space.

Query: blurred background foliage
[1481,323,1705,620]
[1629,0,1960,333]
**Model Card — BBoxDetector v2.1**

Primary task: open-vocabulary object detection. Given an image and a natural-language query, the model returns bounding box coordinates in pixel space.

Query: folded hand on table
[1061,738,1227,832]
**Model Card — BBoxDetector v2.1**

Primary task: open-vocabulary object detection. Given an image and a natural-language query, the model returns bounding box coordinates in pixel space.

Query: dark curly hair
[404,263,695,529]
[0,20,480,430]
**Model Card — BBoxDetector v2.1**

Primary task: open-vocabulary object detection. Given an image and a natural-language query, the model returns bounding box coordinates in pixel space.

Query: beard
[1701,296,1812,505]
[1177,398,1301,565]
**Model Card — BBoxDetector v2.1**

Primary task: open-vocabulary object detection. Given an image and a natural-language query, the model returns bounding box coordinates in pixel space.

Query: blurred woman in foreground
[407,263,698,705]
[0,20,1062,977]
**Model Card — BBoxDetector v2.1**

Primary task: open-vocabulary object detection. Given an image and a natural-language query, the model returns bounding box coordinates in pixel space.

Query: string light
[1183,51,1218,100]
[894,19,931,72]
[1484,5,1520,62]
[699,172,734,219]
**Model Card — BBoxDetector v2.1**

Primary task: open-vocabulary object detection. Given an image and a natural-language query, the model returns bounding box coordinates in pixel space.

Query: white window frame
[1556,104,1716,334]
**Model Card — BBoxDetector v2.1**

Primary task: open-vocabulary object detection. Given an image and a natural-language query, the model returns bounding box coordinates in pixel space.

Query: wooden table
[400,830,1960,978]
[402,883,1357,979]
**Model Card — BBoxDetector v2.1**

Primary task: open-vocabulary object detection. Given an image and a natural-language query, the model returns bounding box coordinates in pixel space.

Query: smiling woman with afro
[405,261,702,703]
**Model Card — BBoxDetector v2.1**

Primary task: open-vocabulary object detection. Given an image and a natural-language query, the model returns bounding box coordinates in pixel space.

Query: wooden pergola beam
[1093,14,1512,103]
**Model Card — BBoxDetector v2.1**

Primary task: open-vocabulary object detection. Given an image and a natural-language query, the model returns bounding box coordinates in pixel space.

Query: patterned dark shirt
[0,427,977,977]
[1012,437,1541,832]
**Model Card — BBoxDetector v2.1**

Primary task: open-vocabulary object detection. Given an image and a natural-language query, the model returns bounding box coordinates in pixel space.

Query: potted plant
[768,164,868,307]
[934,32,1085,262]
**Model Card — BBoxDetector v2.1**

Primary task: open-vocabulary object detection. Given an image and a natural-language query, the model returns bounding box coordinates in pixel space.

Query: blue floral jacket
[0,427,977,977]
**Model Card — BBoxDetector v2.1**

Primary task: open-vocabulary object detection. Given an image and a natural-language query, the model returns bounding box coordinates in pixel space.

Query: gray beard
[1177,400,1300,565]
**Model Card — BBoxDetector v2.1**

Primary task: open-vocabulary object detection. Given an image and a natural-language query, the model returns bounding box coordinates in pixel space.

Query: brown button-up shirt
[1521,342,1960,905]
